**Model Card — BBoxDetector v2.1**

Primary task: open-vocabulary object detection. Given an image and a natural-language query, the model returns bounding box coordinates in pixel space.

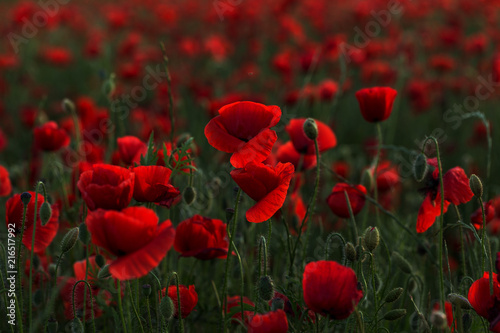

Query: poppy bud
[258,276,275,301]
[21,192,32,205]
[78,223,90,245]
[48,263,57,278]
[160,296,174,320]
[61,227,79,254]
[271,297,285,311]
[363,227,379,252]
[142,284,151,297]
[384,287,404,303]
[462,313,472,331]
[413,153,428,182]
[71,317,84,333]
[361,168,374,192]
[62,98,75,114]
[95,254,105,268]
[40,202,52,226]
[98,264,111,279]
[430,310,447,329]
[345,242,357,262]
[447,293,472,309]
[469,174,483,198]
[183,186,197,205]
[303,118,318,140]
[392,252,412,274]
[383,309,406,321]
[102,74,116,98]
[176,133,193,149]
[47,317,58,333]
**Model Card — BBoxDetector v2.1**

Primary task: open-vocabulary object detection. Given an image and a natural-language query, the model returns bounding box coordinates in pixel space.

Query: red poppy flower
[85,207,175,280]
[6,192,60,253]
[318,79,339,101]
[132,166,180,207]
[174,215,228,259]
[231,162,295,223]
[285,118,337,155]
[34,121,70,151]
[247,310,288,333]
[326,183,367,218]
[60,277,104,321]
[204,101,281,168]
[303,260,363,319]
[117,136,147,165]
[374,161,400,192]
[355,87,397,123]
[276,141,317,171]
[416,166,473,233]
[0,165,12,196]
[77,164,135,211]
[468,272,500,332]
[226,296,255,324]
[161,285,198,319]
[471,201,496,230]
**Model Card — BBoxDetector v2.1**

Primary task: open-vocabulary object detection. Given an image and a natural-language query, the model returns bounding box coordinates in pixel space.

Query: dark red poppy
[326,183,367,218]
[276,141,317,171]
[0,165,12,196]
[0,128,7,152]
[303,260,363,319]
[471,201,496,230]
[132,166,180,207]
[468,272,500,332]
[416,165,473,233]
[247,310,288,333]
[161,285,198,319]
[355,87,397,123]
[34,121,70,152]
[77,164,135,211]
[117,136,147,165]
[285,118,337,155]
[374,161,400,192]
[85,207,175,280]
[174,215,228,259]
[6,192,60,253]
[226,296,255,324]
[204,101,281,168]
[231,162,295,223]
[318,79,339,101]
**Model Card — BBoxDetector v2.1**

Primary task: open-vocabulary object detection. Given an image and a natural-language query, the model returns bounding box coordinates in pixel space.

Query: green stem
[128,281,145,333]
[117,280,127,333]
[344,191,358,242]
[479,197,494,294]
[370,254,378,332]
[16,201,28,333]
[373,123,383,226]
[72,280,95,333]
[171,272,184,333]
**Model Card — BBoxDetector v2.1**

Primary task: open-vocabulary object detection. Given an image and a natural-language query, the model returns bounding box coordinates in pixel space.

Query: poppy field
[2,0,500,332]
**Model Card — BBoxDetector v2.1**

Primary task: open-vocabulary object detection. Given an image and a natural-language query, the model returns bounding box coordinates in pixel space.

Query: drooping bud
[361,168,374,192]
[363,227,380,252]
[62,98,76,114]
[21,192,32,205]
[102,73,116,98]
[258,276,275,301]
[142,284,152,297]
[271,297,285,311]
[183,187,197,205]
[95,254,105,268]
[345,242,357,262]
[413,153,428,182]
[469,174,483,198]
[392,252,412,274]
[160,296,174,320]
[47,317,58,333]
[61,228,79,253]
[78,223,90,245]
[430,310,447,329]
[48,263,57,278]
[303,118,318,140]
[383,309,407,321]
[98,265,112,279]
[384,287,404,303]
[40,202,52,226]
[447,293,472,309]
[71,317,84,333]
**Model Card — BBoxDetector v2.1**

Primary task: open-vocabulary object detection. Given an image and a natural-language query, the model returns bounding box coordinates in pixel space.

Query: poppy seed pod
[303,118,318,140]
[469,174,483,198]
[183,186,197,205]
[40,202,52,226]
[258,276,275,301]
[413,153,428,182]
[21,192,32,205]
[71,317,84,333]
[383,309,406,321]
[384,288,404,303]
[61,227,79,253]
[363,227,380,252]
[160,296,174,320]
[430,310,447,329]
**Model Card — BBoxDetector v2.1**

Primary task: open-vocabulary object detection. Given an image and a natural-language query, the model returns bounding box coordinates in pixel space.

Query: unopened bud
[183,187,197,205]
[62,98,76,114]
[413,153,428,182]
[160,296,174,320]
[61,228,79,253]
[345,242,357,262]
[258,276,275,301]
[95,254,105,268]
[40,202,52,226]
[363,227,380,252]
[102,74,116,98]
[384,287,404,303]
[21,192,32,205]
[271,297,284,311]
[303,118,318,140]
[383,309,406,321]
[142,284,152,297]
[98,264,112,279]
[78,223,90,245]
[71,317,84,333]
[447,293,472,309]
[361,168,374,192]
[430,310,447,329]
[469,174,483,198]
[392,252,412,274]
